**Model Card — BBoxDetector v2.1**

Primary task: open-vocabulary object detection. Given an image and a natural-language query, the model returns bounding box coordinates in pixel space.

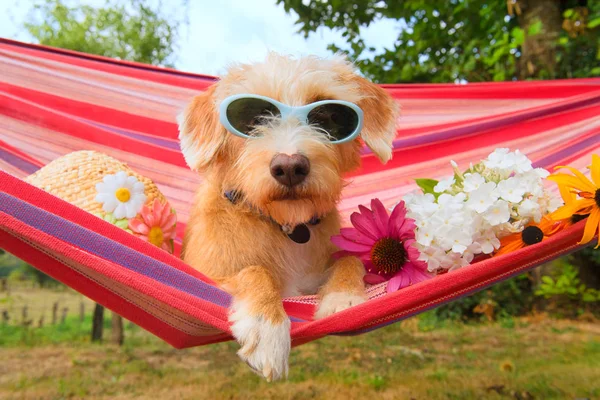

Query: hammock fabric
[1,38,599,348]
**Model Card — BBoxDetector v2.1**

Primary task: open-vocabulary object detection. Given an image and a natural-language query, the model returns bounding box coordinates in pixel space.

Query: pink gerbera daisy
[331,199,432,293]
[129,199,177,253]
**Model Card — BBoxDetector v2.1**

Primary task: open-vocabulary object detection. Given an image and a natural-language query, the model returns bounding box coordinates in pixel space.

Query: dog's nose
[270,153,310,187]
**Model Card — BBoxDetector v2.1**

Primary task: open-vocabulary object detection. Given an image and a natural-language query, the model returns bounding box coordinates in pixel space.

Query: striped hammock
[1,38,599,348]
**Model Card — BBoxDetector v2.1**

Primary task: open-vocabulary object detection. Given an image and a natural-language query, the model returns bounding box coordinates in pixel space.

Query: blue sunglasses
[219,94,364,144]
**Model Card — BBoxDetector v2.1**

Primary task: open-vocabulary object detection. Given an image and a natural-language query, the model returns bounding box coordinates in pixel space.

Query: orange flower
[494,216,560,256]
[548,154,600,247]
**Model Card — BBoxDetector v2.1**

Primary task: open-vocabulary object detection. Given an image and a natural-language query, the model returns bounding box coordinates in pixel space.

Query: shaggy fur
[179,53,398,381]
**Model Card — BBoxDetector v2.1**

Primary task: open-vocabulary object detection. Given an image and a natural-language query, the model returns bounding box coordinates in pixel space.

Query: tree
[24,0,184,67]
[278,0,599,83]
[22,0,187,343]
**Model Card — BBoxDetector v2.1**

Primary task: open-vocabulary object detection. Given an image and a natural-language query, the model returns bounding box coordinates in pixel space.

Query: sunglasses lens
[226,98,280,136]
[307,104,359,142]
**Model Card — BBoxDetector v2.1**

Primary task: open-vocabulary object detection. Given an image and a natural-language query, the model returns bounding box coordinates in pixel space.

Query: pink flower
[331,199,432,293]
[129,199,177,253]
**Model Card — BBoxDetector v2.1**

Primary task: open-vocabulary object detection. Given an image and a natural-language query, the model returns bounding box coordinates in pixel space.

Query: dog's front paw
[229,301,291,382]
[314,292,367,320]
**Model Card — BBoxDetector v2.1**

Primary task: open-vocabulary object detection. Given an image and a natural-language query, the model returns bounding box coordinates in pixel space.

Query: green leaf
[415,178,439,196]
[528,20,543,36]
[563,9,574,18]
[587,17,600,29]
[511,27,524,46]
[541,276,554,285]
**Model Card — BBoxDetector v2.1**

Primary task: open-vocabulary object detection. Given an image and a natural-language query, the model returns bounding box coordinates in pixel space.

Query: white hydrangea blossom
[400,148,562,273]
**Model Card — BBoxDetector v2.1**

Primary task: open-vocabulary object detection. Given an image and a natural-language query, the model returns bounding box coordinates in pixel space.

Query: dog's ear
[352,76,399,164]
[177,85,227,172]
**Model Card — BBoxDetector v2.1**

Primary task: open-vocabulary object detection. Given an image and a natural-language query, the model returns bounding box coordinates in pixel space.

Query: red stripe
[0,172,209,283]
[0,83,179,140]
[0,93,188,167]
[353,102,600,176]
[0,39,217,91]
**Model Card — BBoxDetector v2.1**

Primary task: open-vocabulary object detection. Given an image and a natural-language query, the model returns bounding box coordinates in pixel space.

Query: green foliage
[24,0,184,66]
[434,273,534,321]
[535,263,600,310]
[279,0,600,83]
[557,3,600,78]
[0,314,136,347]
[415,178,439,197]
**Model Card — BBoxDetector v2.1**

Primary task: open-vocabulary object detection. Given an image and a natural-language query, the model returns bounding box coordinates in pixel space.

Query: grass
[1,288,599,399]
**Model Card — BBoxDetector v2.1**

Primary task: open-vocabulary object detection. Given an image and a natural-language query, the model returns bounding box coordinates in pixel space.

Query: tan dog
[179,53,398,381]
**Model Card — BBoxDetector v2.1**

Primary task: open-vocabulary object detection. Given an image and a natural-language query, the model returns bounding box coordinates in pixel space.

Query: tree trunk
[111,313,124,346]
[91,303,104,342]
[517,0,563,79]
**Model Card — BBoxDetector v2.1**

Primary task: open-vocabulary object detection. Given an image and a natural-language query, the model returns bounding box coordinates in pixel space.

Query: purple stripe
[0,192,231,307]
[0,191,306,323]
[533,133,600,168]
[0,148,40,174]
[85,120,180,150]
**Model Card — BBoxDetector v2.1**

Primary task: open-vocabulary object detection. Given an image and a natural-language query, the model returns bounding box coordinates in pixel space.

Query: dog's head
[178,53,398,226]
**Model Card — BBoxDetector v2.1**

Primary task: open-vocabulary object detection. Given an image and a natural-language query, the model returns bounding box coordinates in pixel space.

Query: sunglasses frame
[219,94,364,144]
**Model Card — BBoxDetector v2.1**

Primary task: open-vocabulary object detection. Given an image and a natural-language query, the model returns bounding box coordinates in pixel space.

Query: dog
[178,53,398,381]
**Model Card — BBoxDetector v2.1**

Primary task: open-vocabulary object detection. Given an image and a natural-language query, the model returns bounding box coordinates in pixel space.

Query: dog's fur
[178,53,398,381]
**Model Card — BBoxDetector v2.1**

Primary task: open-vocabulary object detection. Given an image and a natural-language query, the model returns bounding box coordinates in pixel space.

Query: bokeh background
[0,1,599,399]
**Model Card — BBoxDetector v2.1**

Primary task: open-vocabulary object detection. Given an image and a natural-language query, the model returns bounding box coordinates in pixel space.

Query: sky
[0,0,400,76]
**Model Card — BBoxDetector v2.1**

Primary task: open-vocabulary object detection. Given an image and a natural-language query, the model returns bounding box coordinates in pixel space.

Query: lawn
[1,287,599,399]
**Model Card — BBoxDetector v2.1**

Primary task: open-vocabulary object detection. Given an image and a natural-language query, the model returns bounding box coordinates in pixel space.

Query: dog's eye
[307,104,359,141]
[226,98,281,136]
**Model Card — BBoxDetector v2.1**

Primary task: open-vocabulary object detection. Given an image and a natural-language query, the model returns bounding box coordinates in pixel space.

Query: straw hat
[26,151,177,253]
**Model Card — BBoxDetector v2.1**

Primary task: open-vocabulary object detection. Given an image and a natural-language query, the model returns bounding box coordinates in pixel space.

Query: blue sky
[0,0,399,76]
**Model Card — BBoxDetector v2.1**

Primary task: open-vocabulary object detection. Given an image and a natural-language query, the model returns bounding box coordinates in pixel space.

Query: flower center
[370,238,407,275]
[521,226,544,245]
[115,188,131,203]
[571,213,589,224]
[148,226,164,247]
[596,189,600,207]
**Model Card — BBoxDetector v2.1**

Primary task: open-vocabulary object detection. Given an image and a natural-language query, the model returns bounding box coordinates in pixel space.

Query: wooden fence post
[91,304,104,342]
[79,302,85,322]
[61,307,68,324]
[38,315,44,328]
[111,313,124,346]
[1,310,8,325]
[52,302,58,325]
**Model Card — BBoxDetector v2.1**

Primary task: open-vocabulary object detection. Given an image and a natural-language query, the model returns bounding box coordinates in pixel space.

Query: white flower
[416,224,436,247]
[95,171,146,219]
[517,198,542,223]
[438,192,467,210]
[406,193,439,218]
[483,148,533,173]
[483,148,511,170]
[483,199,511,225]
[449,231,473,254]
[434,177,455,193]
[510,150,533,173]
[418,246,447,272]
[466,182,498,213]
[463,173,485,192]
[474,231,501,254]
[497,177,527,203]
[462,242,483,263]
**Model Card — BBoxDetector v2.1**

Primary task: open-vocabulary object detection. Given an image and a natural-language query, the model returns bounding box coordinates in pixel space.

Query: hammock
[1,38,599,348]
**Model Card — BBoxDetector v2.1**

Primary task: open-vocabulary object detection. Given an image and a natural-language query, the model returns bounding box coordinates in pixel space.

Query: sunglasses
[219,94,364,144]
